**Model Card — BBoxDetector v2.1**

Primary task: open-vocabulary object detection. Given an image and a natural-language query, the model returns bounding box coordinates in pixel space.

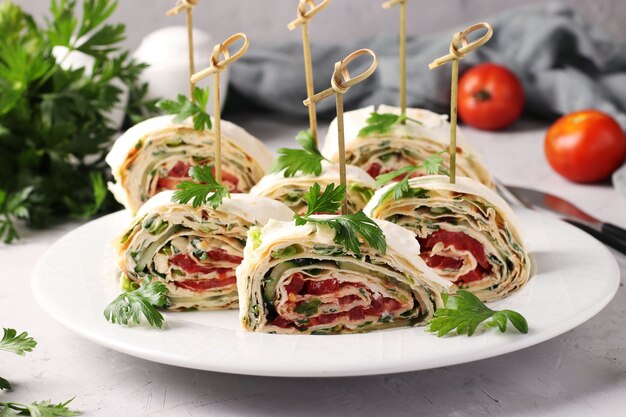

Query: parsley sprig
[157,86,212,131]
[0,0,154,243]
[171,165,230,209]
[0,327,37,391]
[0,328,37,356]
[271,130,329,177]
[104,277,170,329]
[47,0,125,58]
[375,152,446,201]
[428,291,529,337]
[0,399,79,417]
[294,183,387,256]
[358,112,423,137]
[0,376,9,391]
[1,327,77,411]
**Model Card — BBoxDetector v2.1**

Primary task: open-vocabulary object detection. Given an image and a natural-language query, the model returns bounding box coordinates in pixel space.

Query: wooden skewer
[191,33,250,183]
[167,0,198,100]
[428,22,493,184]
[382,0,407,121]
[304,49,378,214]
[288,0,332,145]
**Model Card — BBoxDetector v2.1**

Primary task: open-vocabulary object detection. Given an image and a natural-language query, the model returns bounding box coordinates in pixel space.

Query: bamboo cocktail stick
[167,0,199,100]
[304,49,378,214]
[382,0,407,121]
[191,33,250,183]
[429,22,492,184]
[288,0,332,144]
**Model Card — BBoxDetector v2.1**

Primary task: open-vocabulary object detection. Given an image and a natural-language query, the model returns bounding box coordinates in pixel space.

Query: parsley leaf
[422,153,446,175]
[0,328,37,355]
[0,376,10,391]
[271,130,329,177]
[427,291,529,337]
[156,86,212,131]
[104,277,170,329]
[0,398,79,416]
[48,0,125,58]
[171,165,230,209]
[375,152,446,201]
[357,112,422,137]
[295,182,344,217]
[294,183,387,256]
[0,327,37,391]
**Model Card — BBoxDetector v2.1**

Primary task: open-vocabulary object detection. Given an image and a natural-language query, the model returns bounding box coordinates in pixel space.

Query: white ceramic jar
[133,26,229,113]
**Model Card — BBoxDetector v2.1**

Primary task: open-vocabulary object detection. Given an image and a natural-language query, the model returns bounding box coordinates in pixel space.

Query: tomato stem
[474,90,491,101]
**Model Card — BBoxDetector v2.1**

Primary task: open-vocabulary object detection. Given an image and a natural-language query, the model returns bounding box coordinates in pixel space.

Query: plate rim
[31,210,621,377]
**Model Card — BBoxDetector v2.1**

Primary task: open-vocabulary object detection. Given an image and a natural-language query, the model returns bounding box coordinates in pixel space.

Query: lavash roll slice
[237,217,450,334]
[364,175,530,302]
[106,115,272,213]
[321,105,493,188]
[114,191,293,310]
[250,161,376,215]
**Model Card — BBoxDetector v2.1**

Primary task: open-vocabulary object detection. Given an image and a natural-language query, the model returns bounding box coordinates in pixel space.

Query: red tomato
[458,63,525,130]
[545,110,626,183]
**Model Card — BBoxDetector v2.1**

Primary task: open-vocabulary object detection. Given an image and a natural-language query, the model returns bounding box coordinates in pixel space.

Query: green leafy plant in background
[0,0,156,243]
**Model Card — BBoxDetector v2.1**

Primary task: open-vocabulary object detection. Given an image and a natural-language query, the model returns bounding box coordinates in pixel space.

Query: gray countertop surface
[1,114,625,416]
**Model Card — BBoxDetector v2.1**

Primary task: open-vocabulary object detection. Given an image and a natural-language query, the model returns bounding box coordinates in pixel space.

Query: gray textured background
[18,0,626,48]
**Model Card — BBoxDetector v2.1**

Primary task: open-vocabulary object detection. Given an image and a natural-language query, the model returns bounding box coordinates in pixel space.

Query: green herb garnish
[0,398,79,416]
[0,0,153,244]
[375,152,446,201]
[104,277,170,329]
[0,328,37,355]
[157,86,212,131]
[171,165,230,209]
[0,376,9,391]
[271,129,329,177]
[427,291,529,337]
[294,183,386,256]
[0,327,37,391]
[357,112,422,137]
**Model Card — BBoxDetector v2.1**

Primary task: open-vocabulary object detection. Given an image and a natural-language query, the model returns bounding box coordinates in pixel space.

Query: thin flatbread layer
[115,191,293,310]
[237,216,450,334]
[365,175,530,302]
[321,105,493,187]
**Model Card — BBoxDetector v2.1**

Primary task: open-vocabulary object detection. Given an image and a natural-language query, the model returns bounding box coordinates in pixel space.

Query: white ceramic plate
[32,209,619,377]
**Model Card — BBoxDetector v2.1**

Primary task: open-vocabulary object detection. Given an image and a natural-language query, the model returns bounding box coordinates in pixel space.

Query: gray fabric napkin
[228,2,626,196]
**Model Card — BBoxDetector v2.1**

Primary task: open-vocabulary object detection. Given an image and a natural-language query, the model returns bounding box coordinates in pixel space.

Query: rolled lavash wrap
[321,105,493,188]
[364,175,531,302]
[114,191,293,310]
[250,161,376,215]
[106,115,272,213]
[237,217,450,334]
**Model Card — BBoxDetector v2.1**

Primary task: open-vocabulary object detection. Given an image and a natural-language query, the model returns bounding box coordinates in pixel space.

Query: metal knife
[500,183,626,255]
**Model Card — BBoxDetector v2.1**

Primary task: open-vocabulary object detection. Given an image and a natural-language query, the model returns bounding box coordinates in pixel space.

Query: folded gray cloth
[230,3,626,123]
[228,2,626,195]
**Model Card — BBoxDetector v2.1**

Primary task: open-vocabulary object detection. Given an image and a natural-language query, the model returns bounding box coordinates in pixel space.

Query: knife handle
[602,223,626,243]
[566,220,626,255]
